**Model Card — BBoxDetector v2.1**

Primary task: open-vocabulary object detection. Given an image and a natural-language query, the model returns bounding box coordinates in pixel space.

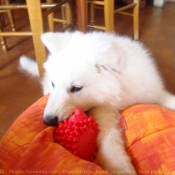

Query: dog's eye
[51,82,55,88]
[70,86,83,93]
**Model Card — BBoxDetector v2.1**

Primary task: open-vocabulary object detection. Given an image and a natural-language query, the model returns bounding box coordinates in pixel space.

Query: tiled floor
[0,2,175,141]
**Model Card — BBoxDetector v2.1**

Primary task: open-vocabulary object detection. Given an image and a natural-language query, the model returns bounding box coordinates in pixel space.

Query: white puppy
[19,31,175,175]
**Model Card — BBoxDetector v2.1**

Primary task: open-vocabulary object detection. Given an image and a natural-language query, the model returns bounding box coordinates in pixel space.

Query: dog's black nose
[43,116,58,126]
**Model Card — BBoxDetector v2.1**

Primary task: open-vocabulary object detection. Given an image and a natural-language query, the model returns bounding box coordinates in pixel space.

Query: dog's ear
[41,32,72,53]
[95,42,126,73]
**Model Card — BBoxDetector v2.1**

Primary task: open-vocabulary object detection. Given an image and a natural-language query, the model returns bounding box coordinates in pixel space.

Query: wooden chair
[0,0,16,51]
[46,0,73,32]
[88,0,139,40]
[0,0,73,77]
[0,0,15,31]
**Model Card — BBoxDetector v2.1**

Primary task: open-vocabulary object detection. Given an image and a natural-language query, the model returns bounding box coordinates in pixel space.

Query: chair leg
[64,0,74,31]
[90,1,95,26]
[5,0,16,32]
[0,18,7,52]
[104,0,114,32]
[133,0,139,40]
[75,0,87,33]
[46,0,55,32]
[0,13,5,27]
[26,0,46,78]
[61,5,66,28]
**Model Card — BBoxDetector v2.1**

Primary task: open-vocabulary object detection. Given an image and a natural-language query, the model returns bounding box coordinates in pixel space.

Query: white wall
[154,0,175,7]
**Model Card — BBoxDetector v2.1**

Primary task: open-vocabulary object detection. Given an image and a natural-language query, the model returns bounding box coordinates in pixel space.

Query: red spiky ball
[54,108,99,162]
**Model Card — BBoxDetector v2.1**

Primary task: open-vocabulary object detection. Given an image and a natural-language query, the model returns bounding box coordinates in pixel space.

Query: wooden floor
[0,2,175,141]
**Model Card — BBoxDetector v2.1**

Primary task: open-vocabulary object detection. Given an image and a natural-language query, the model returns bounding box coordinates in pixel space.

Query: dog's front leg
[90,107,136,175]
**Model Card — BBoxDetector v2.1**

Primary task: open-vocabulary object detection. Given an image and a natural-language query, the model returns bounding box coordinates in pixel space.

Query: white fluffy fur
[19,31,175,175]
[19,55,39,76]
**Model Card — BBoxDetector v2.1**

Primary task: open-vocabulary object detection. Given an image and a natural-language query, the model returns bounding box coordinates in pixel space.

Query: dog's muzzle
[43,116,58,126]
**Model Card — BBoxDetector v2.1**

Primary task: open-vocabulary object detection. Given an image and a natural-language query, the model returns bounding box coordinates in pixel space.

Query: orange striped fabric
[121,104,175,174]
[0,95,110,175]
[0,95,175,174]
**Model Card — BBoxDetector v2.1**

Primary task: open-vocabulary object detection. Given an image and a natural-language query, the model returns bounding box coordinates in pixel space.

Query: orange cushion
[121,104,175,174]
[0,95,110,175]
[0,95,175,174]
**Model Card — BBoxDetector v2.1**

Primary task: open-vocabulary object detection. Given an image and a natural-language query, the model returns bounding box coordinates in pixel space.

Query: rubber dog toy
[54,108,99,161]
